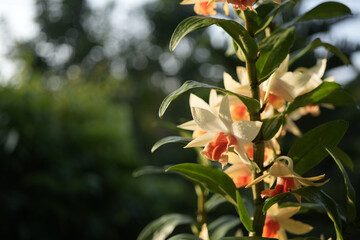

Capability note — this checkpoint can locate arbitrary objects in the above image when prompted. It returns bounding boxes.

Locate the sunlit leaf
[168,234,202,240]
[159,80,260,118]
[261,115,284,141]
[285,82,356,114]
[289,38,349,66]
[151,136,193,152]
[167,163,237,205]
[137,214,193,240]
[326,148,356,223]
[257,27,295,83]
[208,215,240,240]
[297,2,351,22]
[288,120,348,174]
[236,191,253,232]
[263,187,343,240]
[254,0,293,36]
[170,16,258,60]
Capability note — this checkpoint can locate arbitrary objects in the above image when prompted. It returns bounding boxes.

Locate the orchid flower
[263,203,313,239]
[180,0,281,16]
[224,152,252,188]
[246,156,329,200]
[179,93,262,167]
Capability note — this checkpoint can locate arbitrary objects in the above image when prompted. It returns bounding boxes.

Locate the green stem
[195,184,207,233]
[244,11,266,237]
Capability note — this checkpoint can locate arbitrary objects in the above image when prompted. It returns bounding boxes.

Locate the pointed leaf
[325,148,356,223]
[151,136,193,152]
[257,28,295,83]
[236,191,253,232]
[208,215,241,240]
[159,80,260,118]
[170,16,258,60]
[137,214,193,240]
[285,82,356,114]
[254,0,294,36]
[168,234,202,240]
[133,165,171,177]
[297,2,351,22]
[261,115,285,141]
[288,120,348,175]
[289,38,349,66]
[167,163,237,205]
[332,147,354,171]
[263,187,344,240]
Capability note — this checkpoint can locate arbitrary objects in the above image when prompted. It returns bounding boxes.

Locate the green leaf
[159,80,260,118]
[332,147,354,171]
[132,165,170,177]
[288,120,348,175]
[151,136,192,152]
[285,82,356,114]
[236,191,253,232]
[254,1,293,36]
[208,216,240,240]
[289,237,322,240]
[297,2,351,22]
[261,115,284,141]
[169,16,258,60]
[257,28,295,83]
[263,187,344,240]
[168,234,202,240]
[220,237,276,240]
[167,163,237,205]
[137,214,193,240]
[205,194,227,212]
[289,38,350,66]
[325,148,356,223]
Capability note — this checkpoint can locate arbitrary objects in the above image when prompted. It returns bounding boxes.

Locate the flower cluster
[181,0,282,16]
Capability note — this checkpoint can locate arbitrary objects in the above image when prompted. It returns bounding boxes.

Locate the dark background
[0,0,359,239]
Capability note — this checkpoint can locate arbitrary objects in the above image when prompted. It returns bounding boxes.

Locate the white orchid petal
[280,218,313,235]
[232,121,262,144]
[268,161,294,177]
[234,144,252,168]
[227,152,243,164]
[223,1,230,16]
[224,72,242,91]
[191,107,227,133]
[246,172,270,188]
[209,89,219,111]
[275,206,300,220]
[224,163,251,178]
[309,58,327,78]
[285,118,302,137]
[190,93,213,111]
[236,66,249,85]
[178,120,200,131]
[185,132,215,148]
[219,95,233,130]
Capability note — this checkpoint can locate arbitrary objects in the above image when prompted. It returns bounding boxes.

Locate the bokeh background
[0,0,359,239]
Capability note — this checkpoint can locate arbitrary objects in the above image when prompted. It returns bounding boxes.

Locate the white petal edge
[185,132,215,148]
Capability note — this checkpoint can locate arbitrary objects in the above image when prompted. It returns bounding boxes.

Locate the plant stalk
[244,11,266,237]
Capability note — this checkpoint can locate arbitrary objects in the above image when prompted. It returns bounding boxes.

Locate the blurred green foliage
[0,0,359,239]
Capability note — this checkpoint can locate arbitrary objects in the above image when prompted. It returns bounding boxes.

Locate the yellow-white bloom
[246,156,329,200]
[179,93,262,167]
[263,203,313,239]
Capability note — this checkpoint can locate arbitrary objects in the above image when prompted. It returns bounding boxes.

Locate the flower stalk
[244,11,266,237]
